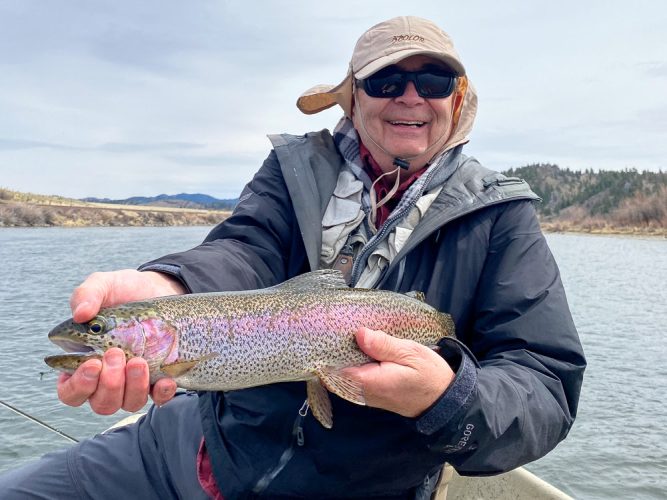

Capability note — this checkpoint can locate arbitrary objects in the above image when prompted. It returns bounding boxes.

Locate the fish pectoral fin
[315,367,366,407]
[306,379,333,429]
[160,352,218,378]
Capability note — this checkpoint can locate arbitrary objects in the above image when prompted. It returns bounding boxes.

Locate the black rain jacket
[141,130,586,499]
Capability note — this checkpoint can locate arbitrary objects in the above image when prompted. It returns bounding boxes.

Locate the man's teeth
[390,121,425,127]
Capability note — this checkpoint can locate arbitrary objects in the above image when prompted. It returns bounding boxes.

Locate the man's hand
[57,269,185,415]
[343,327,455,418]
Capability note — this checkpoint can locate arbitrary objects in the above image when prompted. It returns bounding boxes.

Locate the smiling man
[352,56,460,177]
[1,16,585,500]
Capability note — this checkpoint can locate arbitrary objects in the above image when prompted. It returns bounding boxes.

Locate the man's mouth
[388,120,427,128]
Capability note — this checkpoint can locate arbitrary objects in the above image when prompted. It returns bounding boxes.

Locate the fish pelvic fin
[315,367,366,407]
[160,352,218,378]
[306,379,333,429]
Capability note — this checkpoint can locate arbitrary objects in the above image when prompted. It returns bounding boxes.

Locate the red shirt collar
[359,142,427,227]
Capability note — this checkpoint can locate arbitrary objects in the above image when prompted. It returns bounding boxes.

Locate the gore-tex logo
[391,34,425,43]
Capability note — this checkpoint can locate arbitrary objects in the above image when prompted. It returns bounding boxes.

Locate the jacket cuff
[138,262,183,277]
[415,339,478,435]
[138,262,192,292]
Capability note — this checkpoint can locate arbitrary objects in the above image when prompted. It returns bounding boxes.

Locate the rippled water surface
[0,228,665,499]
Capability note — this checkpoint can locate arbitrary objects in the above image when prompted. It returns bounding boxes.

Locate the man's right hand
[57,269,186,415]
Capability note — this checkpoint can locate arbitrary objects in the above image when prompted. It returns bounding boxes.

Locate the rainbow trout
[45,270,455,428]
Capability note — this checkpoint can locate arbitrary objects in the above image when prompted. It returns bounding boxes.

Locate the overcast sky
[1,0,665,199]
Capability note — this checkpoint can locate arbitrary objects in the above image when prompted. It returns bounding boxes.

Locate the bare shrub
[612,187,667,228]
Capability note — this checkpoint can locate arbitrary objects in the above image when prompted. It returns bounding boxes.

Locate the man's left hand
[342,327,455,418]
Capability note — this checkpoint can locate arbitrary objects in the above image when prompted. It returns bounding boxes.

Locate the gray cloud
[638,62,667,78]
[0,0,665,199]
[0,138,204,153]
[0,139,78,151]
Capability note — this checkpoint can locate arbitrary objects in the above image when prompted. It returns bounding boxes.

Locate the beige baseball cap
[297,16,466,117]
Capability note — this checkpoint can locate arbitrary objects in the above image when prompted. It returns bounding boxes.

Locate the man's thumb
[356,327,407,362]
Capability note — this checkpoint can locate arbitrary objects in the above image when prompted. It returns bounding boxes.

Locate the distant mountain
[82,193,238,210]
[2,168,665,233]
[79,166,667,229]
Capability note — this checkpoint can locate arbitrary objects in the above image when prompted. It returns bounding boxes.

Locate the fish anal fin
[306,379,333,429]
[315,367,366,407]
[160,352,218,378]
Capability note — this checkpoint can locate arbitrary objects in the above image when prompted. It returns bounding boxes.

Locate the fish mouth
[48,319,101,355]
[51,339,98,354]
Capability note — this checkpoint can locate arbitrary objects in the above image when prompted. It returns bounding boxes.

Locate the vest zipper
[350,155,450,286]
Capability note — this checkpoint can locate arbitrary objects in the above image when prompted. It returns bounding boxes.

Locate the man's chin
[391,148,428,161]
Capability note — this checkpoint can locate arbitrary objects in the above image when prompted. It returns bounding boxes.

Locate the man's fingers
[87,349,127,415]
[122,358,150,412]
[56,360,102,407]
[151,378,178,406]
[345,327,455,417]
[355,327,422,364]
[69,270,186,324]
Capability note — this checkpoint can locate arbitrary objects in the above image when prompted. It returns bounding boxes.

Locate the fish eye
[88,318,106,335]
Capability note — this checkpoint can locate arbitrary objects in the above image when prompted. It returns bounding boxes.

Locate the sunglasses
[358,65,457,99]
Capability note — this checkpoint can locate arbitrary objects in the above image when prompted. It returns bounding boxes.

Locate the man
[0,16,585,499]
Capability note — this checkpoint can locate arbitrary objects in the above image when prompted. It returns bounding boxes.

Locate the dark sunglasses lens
[415,72,456,98]
[364,72,405,98]
[363,68,457,98]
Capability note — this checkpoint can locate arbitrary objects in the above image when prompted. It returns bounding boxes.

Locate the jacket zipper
[251,401,308,495]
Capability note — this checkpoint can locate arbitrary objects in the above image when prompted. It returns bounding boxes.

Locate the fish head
[47,302,178,374]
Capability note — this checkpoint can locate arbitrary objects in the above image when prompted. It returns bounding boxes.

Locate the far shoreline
[1,220,664,239]
[1,195,664,238]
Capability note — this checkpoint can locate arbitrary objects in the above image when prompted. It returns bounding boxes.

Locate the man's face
[352,55,455,174]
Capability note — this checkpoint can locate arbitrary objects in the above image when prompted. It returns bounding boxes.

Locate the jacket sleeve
[139,151,303,293]
[416,200,586,475]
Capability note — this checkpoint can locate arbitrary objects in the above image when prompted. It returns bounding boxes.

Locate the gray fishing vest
[268,130,540,287]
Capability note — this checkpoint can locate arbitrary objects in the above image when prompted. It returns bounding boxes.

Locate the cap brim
[354,49,465,79]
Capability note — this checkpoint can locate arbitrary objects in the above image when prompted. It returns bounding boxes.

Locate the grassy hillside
[2,166,666,236]
[503,165,667,235]
[0,188,229,227]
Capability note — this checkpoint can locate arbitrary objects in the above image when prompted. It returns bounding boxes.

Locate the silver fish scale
[148,287,453,391]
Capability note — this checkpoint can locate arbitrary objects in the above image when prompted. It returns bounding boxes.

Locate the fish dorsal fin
[276,270,349,293]
[404,291,426,302]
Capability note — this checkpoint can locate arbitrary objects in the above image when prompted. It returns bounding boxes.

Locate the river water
[0,227,665,499]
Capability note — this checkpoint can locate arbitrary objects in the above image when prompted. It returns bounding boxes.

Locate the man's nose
[396,81,424,105]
